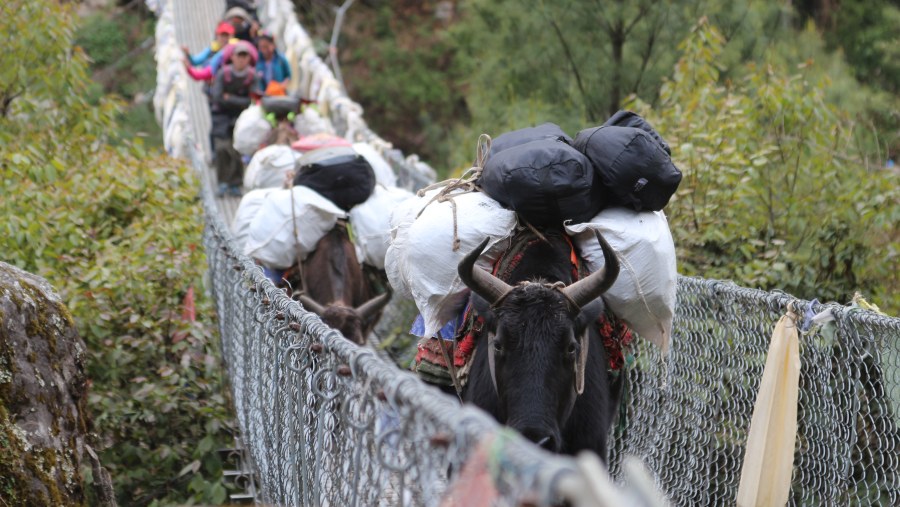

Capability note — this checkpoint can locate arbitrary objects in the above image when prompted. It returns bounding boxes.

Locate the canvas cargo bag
[566,207,677,352]
[574,113,682,212]
[233,104,272,155]
[384,189,517,337]
[479,138,603,226]
[292,146,376,211]
[242,186,346,269]
[487,122,573,159]
[349,185,415,269]
[243,144,298,190]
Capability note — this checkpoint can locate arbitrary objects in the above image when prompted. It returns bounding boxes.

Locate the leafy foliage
[77,9,163,148]
[0,1,233,505]
[340,2,468,169]
[626,20,900,312]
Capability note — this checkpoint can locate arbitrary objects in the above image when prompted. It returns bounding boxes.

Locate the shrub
[627,20,900,313]
[1,1,233,505]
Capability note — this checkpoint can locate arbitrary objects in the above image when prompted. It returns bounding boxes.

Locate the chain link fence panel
[610,280,900,505]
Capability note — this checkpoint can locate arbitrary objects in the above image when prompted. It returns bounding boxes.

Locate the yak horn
[355,291,392,320]
[458,238,512,306]
[562,231,620,310]
[298,294,326,316]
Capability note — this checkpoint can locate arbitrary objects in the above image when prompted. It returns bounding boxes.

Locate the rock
[0,262,111,505]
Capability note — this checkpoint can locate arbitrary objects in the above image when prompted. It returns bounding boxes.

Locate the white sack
[565,208,677,351]
[233,105,272,155]
[243,145,300,190]
[352,142,398,187]
[385,189,440,300]
[350,185,415,269]
[387,190,517,337]
[294,106,334,137]
[243,186,347,269]
[232,188,280,249]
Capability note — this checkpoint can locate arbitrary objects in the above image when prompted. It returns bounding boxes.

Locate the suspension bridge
[149,0,900,505]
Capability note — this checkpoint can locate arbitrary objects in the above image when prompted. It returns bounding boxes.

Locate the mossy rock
[0,262,91,506]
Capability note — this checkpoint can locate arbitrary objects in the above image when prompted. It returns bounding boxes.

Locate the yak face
[459,233,619,453]
[481,284,602,451]
[298,293,391,346]
[295,223,391,346]
[322,304,366,345]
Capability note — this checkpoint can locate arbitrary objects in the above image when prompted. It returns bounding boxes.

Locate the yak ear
[575,297,606,330]
[469,292,496,330]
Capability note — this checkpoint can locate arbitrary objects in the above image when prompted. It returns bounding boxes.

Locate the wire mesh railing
[610,279,900,505]
[150,0,900,505]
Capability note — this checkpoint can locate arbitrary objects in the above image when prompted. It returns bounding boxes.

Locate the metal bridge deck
[172,0,241,225]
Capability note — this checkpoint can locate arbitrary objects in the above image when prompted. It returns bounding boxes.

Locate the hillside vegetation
[1,2,232,505]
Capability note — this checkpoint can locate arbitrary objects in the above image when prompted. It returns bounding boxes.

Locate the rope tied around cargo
[415,134,492,251]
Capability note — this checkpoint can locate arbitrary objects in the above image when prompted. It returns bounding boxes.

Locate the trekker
[224,6,257,42]
[184,38,258,83]
[256,31,291,94]
[226,0,259,21]
[182,21,235,67]
[210,41,257,197]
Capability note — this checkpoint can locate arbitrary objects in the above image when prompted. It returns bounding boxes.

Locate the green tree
[627,19,900,312]
[1,1,233,504]
[338,2,468,170]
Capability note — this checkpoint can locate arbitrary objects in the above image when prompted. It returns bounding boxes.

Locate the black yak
[457,229,621,457]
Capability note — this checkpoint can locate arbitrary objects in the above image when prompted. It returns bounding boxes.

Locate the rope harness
[414,134,492,251]
[414,229,634,389]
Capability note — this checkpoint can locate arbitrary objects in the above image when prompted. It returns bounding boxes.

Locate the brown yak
[289,221,390,345]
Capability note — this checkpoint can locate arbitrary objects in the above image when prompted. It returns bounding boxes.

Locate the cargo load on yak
[233,104,272,156]
[240,185,346,269]
[243,144,299,190]
[292,146,376,211]
[235,144,413,273]
[386,115,679,388]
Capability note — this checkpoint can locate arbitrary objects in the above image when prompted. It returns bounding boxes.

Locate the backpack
[574,111,681,212]
[223,66,255,89]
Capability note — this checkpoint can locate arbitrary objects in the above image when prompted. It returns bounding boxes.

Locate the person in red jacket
[181,21,234,67]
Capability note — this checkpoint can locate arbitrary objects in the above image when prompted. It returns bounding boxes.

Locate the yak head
[298,292,391,345]
[458,232,618,452]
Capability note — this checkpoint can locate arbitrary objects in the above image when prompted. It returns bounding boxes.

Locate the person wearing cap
[256,31,291,94]
[224,6,257,42]
[210,40,258,197]
[226,0,258,20]
[184,36,258,83]
[182,21,235,67]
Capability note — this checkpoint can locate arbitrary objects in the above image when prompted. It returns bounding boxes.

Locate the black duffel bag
[574,112,681,212]
[602,110,671,154]
[487,122,573,160]
[479,138,603,227]
[293,147,376,211]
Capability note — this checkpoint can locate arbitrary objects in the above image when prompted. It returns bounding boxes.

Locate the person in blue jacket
[256,31,291,94]
[182,21,235,67]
